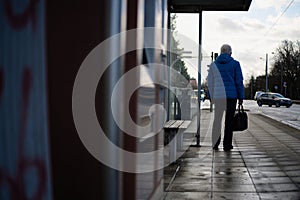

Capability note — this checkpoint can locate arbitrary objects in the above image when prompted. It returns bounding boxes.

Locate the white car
[254,91,264,101]
[193,89,206,102]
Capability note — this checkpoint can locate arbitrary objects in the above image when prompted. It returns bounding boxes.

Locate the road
[201,99,300,130]
[242,100,300,130]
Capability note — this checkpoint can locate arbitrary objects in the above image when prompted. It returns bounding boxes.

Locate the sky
[174,0,300,84]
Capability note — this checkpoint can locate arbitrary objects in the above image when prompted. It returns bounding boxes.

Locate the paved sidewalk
[164,111,300,200]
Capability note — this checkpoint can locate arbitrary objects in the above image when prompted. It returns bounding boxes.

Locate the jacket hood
[216,53,233,64]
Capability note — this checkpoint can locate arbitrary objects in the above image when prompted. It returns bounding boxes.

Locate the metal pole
[167,12,171,121]
[251,77,253,99]
[280,64,283,94]
[210,52,213,112]
[196,11,202,146]
[266,53,268,92]
[102,0,123,198]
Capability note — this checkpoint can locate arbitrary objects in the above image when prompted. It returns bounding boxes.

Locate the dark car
[257,93,293,108]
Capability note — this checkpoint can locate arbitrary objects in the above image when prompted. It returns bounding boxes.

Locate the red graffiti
[0,67,47,200]
[4,0,39,30]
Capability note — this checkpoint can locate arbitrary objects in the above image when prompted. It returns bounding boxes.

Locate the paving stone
[213,177,252,184]
[183,158,212,163]
[243,158,274,163]
[245,161,279,167]
[213,158,245,164]
[252,177,292,184]
[283,165,300,171]
[249,171,287,178]
[213,167,248,173]
[278,161,300,166]
[164,192,211,200]
[182,162,213,168]
[214,162,246,167]
[248,166,281,172]
[173,173,211,180]
[213,183,256,192]
[259,192,300,200]
[164,112,300,199]
[213,171,250,178]
[180,166,212,172]
[167,183,211,192]
[172,176,212,184]
[213,192,260,200]
[286,170,300,177]
[274,157,298,162]
[291,176,300,183]
[242,154,269,158]
[255,183,298,192]
[179,167,212,174]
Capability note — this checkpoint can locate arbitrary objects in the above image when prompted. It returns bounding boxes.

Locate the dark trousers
[212,98,237,148]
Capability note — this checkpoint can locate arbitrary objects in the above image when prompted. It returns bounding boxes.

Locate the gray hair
[220,44,232,55]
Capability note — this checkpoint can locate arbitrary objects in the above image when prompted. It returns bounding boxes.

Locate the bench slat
[169,120,184,128]
[179,120,191,129]
[164,120,176,128]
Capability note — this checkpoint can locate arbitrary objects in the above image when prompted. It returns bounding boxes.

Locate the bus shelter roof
[169,0,252,13]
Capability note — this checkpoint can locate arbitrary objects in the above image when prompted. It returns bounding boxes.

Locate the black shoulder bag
[233,104,248,131]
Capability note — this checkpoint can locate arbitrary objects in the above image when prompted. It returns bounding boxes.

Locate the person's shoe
[213,146,219,150]
[223,145,233,149]
[223,145,233,151]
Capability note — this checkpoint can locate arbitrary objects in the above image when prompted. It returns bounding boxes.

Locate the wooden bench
[164,120,191,163]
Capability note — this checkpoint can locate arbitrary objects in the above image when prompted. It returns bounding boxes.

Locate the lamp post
[260,52,274,92]
[280,64,283,94]
[265,53,268,92]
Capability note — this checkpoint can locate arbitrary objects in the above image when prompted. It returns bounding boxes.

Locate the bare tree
[170,14,190,87]
[269,40,300,99]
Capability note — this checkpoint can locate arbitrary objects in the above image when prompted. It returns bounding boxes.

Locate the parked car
[200,89,206,101]
[254,91,264,100]
[193,89,206,102]
[257,93,293,108]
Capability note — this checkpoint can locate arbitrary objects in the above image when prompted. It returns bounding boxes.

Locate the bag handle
[237,104,244,112]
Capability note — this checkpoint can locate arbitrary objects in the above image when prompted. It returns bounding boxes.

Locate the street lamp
[260,52,274,92]
[265,53,268,92]
[280,64,283,94]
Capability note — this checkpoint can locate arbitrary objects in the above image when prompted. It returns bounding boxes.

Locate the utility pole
[265,53,268,92]
[251,76,254,99]
[195,11,202,147]
[280,64,283,94]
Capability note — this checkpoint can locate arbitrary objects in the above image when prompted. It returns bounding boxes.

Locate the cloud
[243,18,265,31]
[266,15,300,40]
[217,18,245,32]
[175,1,300,82]
[255,0,291,11]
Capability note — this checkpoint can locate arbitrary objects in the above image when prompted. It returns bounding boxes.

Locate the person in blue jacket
[208,44,244,151]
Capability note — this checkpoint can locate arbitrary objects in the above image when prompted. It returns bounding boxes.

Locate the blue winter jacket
[208,53,244,100]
